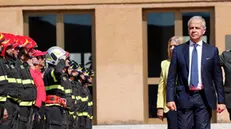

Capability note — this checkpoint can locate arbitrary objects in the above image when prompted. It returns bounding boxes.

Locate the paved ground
[93,123,231,129]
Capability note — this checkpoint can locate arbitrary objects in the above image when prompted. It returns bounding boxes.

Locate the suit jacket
[157,60,170,113]
[166,41,224,110]
[220,50,231,108]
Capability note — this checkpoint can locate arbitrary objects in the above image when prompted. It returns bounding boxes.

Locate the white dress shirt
[188,40,203,90]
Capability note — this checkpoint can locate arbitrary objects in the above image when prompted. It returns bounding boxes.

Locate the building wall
[0,0,231,124]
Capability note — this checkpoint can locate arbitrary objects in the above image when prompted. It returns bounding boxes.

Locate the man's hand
[3,108,8,120]
[167,101,177,111]
[216,104,226,113]
[157,108,164,121]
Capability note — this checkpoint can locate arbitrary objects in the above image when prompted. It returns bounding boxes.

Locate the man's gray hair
[187,16,206,29]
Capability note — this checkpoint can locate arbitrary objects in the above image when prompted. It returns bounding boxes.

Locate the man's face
[25,48,35,58]
[188,19,206,42]
[6,46,14,56]
[37,56,45,67]
[12,48,19,58]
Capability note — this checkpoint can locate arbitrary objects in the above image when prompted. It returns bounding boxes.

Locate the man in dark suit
[166,16,226,129]
[220,50,231,120]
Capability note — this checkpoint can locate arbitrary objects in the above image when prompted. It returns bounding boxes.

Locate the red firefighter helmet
[0,33,15,57]
[0,33,5,43]
[15,35,29,48]
[24,36,38,50]
[6,34,18,49]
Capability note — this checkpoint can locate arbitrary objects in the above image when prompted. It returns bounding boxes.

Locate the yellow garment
[156,60,170,113]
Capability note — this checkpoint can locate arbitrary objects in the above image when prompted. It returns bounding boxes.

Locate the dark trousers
[0,99,19,129]
[167,110,177,129]
[17,106,34,129]
[78,116,93,129]
[177,91,211,129]
[44,106,68,129]
[33,105,45,129]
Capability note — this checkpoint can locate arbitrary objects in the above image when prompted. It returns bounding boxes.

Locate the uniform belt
[45,95,66,107]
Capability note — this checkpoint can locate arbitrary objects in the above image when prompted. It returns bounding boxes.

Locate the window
[24,11,94,68]
[28,15,56,51]
[64,14,92,68]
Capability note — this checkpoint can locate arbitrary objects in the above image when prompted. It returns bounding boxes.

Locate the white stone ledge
[93,123,231,129]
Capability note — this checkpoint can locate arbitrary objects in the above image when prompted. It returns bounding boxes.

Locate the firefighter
[67,60,81,129]
[0,33,11,128]
[13,35,37,129]
[0,33,21,129]
[59,53,76,129]
[29,49,47,129]
[75,66,90,129]
[84,69,94,129]
[82,68,94,129]
[43,46,68,129]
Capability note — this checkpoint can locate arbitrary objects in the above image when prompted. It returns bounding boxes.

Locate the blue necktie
[190,44,199,87]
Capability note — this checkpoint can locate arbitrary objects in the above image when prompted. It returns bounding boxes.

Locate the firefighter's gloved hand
[54,55,66,65]
[61,98,67,108]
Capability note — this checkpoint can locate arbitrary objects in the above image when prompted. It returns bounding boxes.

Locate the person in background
[156,36,184,129]
[29,50,47,129]
[220,49,231,120]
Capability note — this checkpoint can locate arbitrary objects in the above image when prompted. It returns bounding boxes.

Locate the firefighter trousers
[78,116,92,129]
[0,99,19,129]
[16,106,34,129]
[69,115,78,129]
[33,105,45,129]
[44,106,68,129]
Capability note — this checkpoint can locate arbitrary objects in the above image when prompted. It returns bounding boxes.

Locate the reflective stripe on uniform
[45,103,62,107]
[51,69,57,82]
[71,95,75,99]
[76,96,88,102]
[22,79,34,85]
[46,85,64,91]
[76,112,93,119]
[19,101,35,106]
[0,96,6,102]
[16,79,22,83]
[7,95,19,102]
[65,89,72,94]
[88,101,93,106]
[69,111,74,115]
[7,78,17,83]
[0,75,7,81]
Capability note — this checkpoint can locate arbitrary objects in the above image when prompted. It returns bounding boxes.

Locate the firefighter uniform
[69,80,80,129]
[0,33,21,129]
[15,59,36,129]
[9,35,37,129]
[43,46,68,129]
[61,73,74,129]
[74,67,90,129]
[0,33,9,126]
